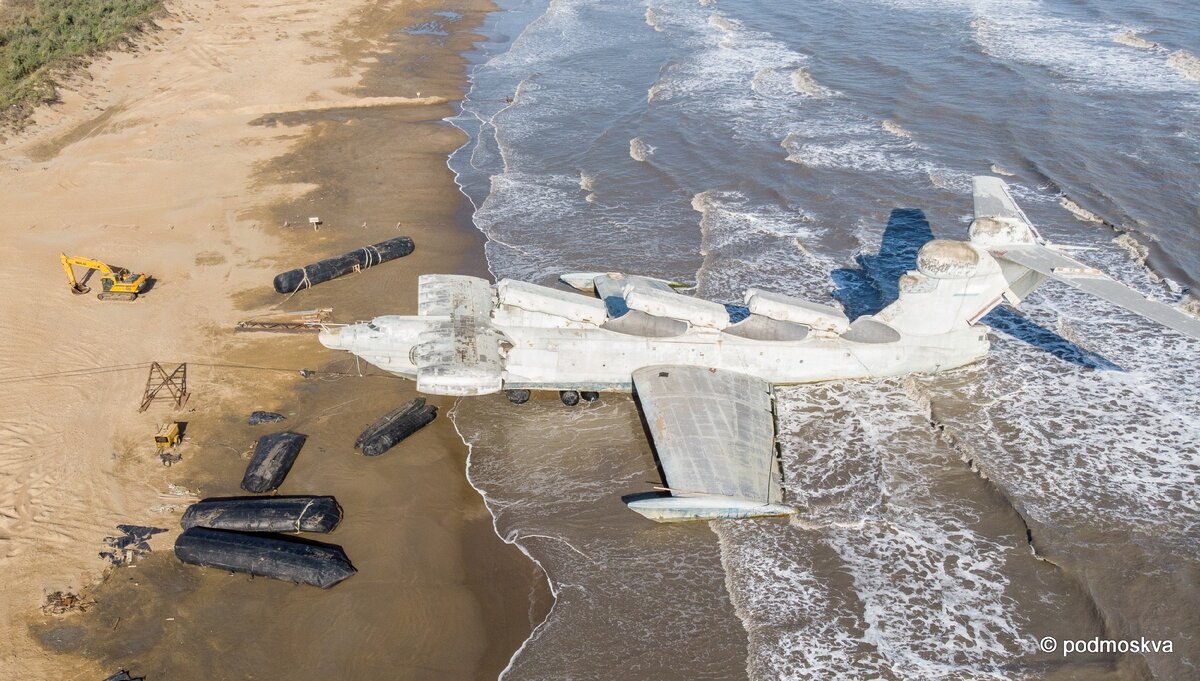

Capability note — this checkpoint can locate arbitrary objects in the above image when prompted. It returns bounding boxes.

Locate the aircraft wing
[991,245,1200,340]
[626,366,794,522]
[417,274,495,317]
[412,315,506,396]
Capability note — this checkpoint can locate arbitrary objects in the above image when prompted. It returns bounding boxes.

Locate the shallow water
[449,0,1200,678]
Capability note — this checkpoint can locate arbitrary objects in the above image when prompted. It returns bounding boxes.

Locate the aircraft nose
[318,326,344,350]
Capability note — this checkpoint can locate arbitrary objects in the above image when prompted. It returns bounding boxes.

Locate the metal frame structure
[139,362,189,412]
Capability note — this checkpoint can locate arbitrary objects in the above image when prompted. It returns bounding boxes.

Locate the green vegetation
[0,0,161,123]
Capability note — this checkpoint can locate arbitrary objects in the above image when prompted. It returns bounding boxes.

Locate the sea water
[448,0,1200,678]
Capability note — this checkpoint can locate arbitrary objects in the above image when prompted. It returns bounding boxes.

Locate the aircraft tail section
[972,177,1040,236]
[969,177,1198,340]
[873,177,1200,341]
[990,244,1200,340]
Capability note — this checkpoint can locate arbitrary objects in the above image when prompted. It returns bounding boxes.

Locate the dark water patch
[33,553,202,662]
[99,525,166,566]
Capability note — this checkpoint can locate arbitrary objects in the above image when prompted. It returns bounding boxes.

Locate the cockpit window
[367,322,380,331]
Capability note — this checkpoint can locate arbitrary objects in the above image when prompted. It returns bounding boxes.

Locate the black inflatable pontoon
[355,398,437,456]
[182,496,342,533]
[241,431,307,493]
[273,236,415,294]
[174,527,355,588]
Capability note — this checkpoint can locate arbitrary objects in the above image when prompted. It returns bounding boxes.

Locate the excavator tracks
[97,292,138,302]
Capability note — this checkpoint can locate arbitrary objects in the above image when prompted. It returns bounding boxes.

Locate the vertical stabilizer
[970,177,1200,341]
[873,177,1049,335]
[972,177,1038,234]
[969,176,1042,246]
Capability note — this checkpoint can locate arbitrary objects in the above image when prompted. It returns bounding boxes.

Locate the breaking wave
[1114,30,1157,50]
[628,137,654,162]
[691,189,824,300]
[1058,196,1105,224]
[791,67,834,98]
[989,164,1015,177]
[1168,50,1200,82]
[644,7,663,32]
[881,119,911,139]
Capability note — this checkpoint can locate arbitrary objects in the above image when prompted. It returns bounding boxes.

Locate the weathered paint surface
[317,177,1200,521]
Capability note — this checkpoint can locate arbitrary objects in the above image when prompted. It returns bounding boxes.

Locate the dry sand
[0,0,542,677]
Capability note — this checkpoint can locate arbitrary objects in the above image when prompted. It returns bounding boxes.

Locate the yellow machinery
[60,253,148,301]
[154,422,182,449]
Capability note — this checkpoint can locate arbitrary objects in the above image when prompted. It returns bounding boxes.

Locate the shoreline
[0,0,543,677]
[455,404,558,678]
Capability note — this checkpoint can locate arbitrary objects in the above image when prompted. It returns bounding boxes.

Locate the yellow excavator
[60,253,148,301]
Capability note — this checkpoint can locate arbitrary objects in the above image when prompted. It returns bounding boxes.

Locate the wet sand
[1,0,545,677]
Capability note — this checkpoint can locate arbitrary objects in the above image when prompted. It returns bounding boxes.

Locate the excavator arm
[61,253,96,294]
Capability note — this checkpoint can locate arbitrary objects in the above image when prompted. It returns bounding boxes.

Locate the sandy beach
[0,0,544,677]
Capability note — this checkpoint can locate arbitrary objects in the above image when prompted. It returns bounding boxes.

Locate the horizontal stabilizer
[630,366,791,522]
[991,245,1200,340]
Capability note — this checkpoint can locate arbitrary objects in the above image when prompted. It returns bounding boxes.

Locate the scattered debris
[248,410,287,425]
[272,236,414,294]
[42,590,94,615]
[103,670,144,681]
[241,431,307,493]
[150,483,198,512]
[235,308,333,334]
[159,449,182,467]
[182,496,342,533]
[100,525,166,566]
[163,482,198,499]
[355,398,437,457]
[174,527,356,588]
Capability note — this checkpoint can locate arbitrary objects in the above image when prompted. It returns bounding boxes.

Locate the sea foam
[629,137,654,162]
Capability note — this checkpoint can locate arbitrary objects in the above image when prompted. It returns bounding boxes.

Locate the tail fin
[872,177,1200,341]
[974,177,1200,341]
[969,176,1042,247]
[871,177,1045,336]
